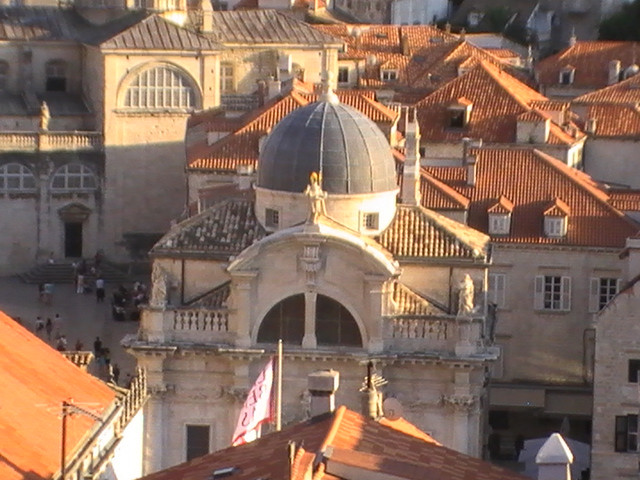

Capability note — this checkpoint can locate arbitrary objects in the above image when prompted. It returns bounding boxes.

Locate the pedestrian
[53,313,62,333]
[96,276,105,303]
[56,335,67,352]
[514,434,525,461]
[93,336,103,357]
[45,318,53,341]
[47,251,55,264]
[75,338,84,351]
[112,363,121,385]
[76,273,85,294]
[103,348,111,368]
[35,316,44,333]
[38,283,45,303]
[43,282,54,305]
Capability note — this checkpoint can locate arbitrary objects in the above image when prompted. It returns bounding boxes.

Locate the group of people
[34,313,76,352]
[112,282,148,321]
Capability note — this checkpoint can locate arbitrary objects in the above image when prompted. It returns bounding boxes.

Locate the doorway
[64,222,83,258]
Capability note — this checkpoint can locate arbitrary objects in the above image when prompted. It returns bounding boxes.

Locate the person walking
[45,318,53,341]
[93,336,103,357]
[56,335,67,352]
[43,283,54,305]
[96,276,105,303]
[35,316,44,334]
[75,338,84,351]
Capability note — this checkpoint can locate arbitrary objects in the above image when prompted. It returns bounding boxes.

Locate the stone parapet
[0,131,103,152]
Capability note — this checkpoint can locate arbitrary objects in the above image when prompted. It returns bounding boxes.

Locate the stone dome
[257,97,397,195]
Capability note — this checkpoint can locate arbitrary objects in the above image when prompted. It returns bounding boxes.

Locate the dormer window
[543,198,569,238]
[448,97,472,128]
[487,196,513,235]
[559,66,575,85]
[381,68,398,82]
[265,208,280,229]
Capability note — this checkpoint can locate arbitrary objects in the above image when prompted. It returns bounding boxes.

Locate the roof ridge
[319,405,347,453]
[420,169,470,208]
[478,59,547,111]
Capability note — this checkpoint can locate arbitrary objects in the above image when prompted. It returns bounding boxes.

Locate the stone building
[0,5,340,273]
[124,92,498,474]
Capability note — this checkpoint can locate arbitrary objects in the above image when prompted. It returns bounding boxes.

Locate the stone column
[231,271,257,348]
[302,290,317,348]
[365,275,386,353]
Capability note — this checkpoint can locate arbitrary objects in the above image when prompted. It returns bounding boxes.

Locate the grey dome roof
[257,99,397,194]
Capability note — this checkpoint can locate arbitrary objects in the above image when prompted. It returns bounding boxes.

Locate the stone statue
[457,274,474,316]
[303,172,327,224]
[150,264,168,308]
[39,101,50,131]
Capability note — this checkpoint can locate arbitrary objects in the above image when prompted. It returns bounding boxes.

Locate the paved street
[0,276,142,383]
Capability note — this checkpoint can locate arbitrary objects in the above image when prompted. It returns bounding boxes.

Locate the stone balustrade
[141,308,233,344]
[173,308,229,333]
[0,131,103,152]
[386,315,484,353]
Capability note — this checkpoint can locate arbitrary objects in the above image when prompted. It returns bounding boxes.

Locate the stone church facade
[125,94,498,474]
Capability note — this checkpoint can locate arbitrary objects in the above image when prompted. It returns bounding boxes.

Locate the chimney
[360,361,383,420]
[608,59,621,85]
[585,117,597,134]
[536,433,573,480]
[201,0,213,32]
[267,76,282,100]
[308,370,339,417]
[401,107,422,206]
[462,137,480,186]
[466,155,476,186]
[568,27,577,46]
[400,33,410,56]
[444,22,451,34]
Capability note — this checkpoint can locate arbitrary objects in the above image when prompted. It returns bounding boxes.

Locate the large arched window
[124,65,196,110]
[257,294,362,347]
[0,61,8,91]
[46,60,67,92]
[0,163,36,192]
[51,164,97,191]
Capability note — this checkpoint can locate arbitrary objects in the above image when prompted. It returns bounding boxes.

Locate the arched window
[258,294,305,345]
[0,163,36,192]
[124,65,196,109]
[0,61,8,91]
[46,60,67,92]
[257,294,362,347]
[316,294,361,347]
[51,164,97,191]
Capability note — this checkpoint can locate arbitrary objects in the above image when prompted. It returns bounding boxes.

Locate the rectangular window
[449,109,465,128]
[544,216,566,237]
[589,277,621,312]
[628,359,640,383]
[186,424,210,461]
[265,208,279,229]
[337,66,349,84]
[220,63,234,93]
[488,273,506,308]
[534,275,571,311]
[363,212,379,230]
[488,214,510,235]
[559,69,574,85]
[615,415,638,452]
[381,69,398,81]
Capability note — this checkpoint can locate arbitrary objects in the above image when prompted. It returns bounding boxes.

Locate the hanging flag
[231,358,275,446]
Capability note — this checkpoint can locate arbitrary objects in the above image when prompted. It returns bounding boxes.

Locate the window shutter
[589,277,600,313]
[561,276,572,311]
[534,275,544,310]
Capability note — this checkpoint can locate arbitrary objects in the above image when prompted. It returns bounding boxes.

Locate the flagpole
[276,339,283,431]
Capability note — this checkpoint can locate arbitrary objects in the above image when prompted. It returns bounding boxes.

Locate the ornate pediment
[58,202,92,222]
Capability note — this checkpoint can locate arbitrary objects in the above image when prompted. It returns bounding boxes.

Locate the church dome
[257,97,397,195]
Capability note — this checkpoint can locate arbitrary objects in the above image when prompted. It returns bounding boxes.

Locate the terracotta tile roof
[99,14,219,50]
[609,190,640,211]
[579,104,640,137]
[418,171,470,210]
[415,60,562,143]
[487,195,514,213]
[187,89,398,172]
[312,24,520,92]
[536,41,640,89]
[391,282,447,315]
[139,406,525,480]
[423,148,639,247]
[485,47,520,59]
[0,311,116,480]
[201,10,341,45]
[153,198,266,257]
[574,70,640,104]
[544,197,571,216]
[377,204,489,260]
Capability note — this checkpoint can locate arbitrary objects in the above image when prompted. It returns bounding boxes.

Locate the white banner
[231,358,274,446]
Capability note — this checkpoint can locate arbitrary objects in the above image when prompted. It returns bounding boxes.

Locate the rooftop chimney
[609,60,621,85]
[201,0,213,32]
[568,28,577,47]
[401,107,422,206]
[308,370,339,417]
[536,433,574,480]
[585,117,597,135]
[360,361,384,420]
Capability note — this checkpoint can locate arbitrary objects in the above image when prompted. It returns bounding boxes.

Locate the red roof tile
[609,189,640,211]
[487,195,514,213]
[0,311,115,480]
[536,41,640,89]
[139,407,527,480]
[574,69,640,104]
[579,104,640,137]
[422,148,639,247]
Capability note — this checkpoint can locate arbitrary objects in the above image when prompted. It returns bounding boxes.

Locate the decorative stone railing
[0,131,103,152]
[140,307,233,344]
[386,315,484,354]
[63,351,94,371]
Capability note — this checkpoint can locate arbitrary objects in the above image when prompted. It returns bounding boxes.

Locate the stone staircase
[19,260,130,285]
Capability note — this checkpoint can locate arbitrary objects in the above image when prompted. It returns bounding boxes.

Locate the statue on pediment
[457,274,474,316]
[304,172,327,224]
[39,101,50,131]
[150,264,168,308]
